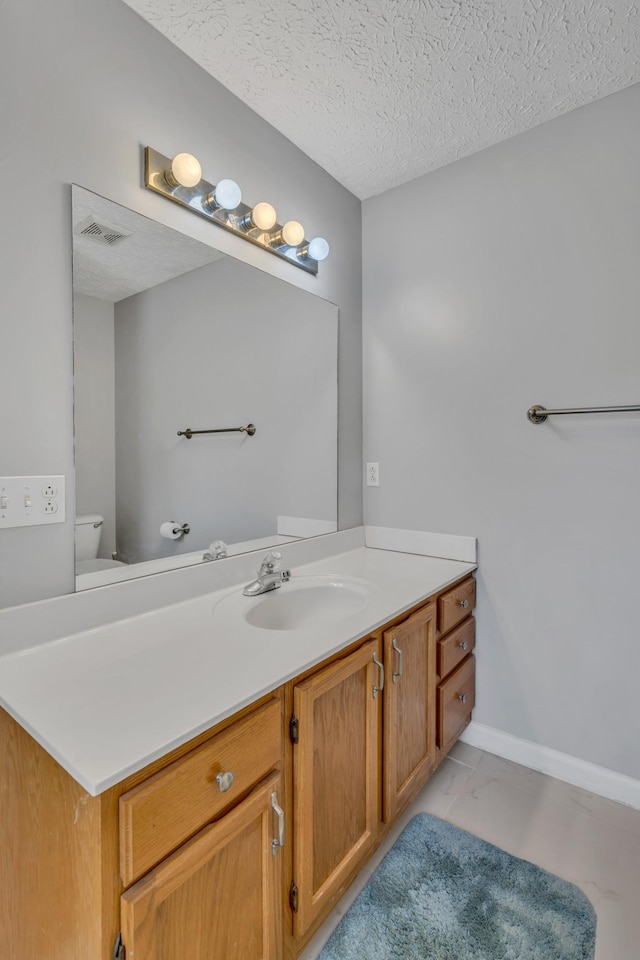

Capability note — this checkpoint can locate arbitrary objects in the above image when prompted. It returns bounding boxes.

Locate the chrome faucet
[243,551,291,596]
[203,539,228,561]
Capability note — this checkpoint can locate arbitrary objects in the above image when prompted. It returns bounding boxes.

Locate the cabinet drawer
[438,576,476,635]
[121,772,283,960]
[119,697,281,887]
[437,616,475,679]
[437,655,475,751]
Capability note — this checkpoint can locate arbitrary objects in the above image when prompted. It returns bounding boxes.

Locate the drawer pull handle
[392,637,404,684]
[271,792,285,855]
[457,599,469,609]
[372,652,385,698]
[216,770,235,793]
[457,693,468,704]
[458,640,468,651]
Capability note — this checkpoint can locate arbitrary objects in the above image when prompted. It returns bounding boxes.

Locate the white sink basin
[214,575,374,631]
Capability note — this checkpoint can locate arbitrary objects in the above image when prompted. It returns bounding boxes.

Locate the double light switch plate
[0,476,66,528]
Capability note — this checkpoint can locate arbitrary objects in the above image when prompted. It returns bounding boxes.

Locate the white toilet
[75,514,125,574]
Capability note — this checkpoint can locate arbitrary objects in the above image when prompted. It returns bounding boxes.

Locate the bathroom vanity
[0,546,476,960]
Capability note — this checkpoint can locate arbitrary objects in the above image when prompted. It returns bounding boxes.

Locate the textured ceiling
[73,187,224,302]
[123,0,640,199]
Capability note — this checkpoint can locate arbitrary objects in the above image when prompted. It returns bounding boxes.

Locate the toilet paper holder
[160,521,190,539]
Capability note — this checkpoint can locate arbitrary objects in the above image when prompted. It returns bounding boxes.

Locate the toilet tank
[75,514,104,561]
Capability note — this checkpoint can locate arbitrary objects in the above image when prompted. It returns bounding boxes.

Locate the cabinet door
[383,603,436,822]
[292,638,380,938]
[120,772,284,960]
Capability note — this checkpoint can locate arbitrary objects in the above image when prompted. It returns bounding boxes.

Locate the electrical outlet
[366,462,379,487]
[0,476,65,528]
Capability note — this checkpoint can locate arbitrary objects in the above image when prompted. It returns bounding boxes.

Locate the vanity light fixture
[237,201,278,232]
[164,152,202,189]
[269,220,306,248]
[203,178,242,213]
[144,146,328,275]
[304,237,330,262]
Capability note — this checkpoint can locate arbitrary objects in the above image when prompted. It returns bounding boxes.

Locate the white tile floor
[300,744,640,960]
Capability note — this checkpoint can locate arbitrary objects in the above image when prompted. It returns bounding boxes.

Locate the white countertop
[0,546,475,796]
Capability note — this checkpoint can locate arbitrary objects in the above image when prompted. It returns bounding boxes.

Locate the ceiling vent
[75,215,132,246]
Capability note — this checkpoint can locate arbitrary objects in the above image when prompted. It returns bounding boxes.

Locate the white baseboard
[364,525,477,563]
[460,721,640,810]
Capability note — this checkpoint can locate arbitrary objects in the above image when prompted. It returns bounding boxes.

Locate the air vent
[75,215,132,246]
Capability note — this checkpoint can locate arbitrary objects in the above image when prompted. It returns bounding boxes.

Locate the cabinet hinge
[113,932,125,960]
[290,882,299,913]
[290,715,299,744]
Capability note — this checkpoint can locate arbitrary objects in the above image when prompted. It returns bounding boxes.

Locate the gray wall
[363,83,640,780]
[73,294,117,559]
[0,0,362,609]
[114,256,337,562]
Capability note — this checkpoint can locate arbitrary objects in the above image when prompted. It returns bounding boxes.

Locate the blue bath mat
[318,813,596,960]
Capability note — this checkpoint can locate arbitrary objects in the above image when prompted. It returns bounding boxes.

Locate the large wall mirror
[72,186,338,591]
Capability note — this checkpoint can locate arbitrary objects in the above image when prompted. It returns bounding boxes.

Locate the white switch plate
[0,476,66,528]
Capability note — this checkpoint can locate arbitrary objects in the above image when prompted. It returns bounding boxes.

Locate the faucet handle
[203,540,228,561]
[260,550,282,574]
[269,552,292,583]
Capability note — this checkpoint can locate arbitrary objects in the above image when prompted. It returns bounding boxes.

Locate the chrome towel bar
[527,404,640,424]
[177,423,256,438]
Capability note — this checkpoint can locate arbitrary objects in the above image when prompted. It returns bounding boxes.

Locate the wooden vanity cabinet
[290,637,380,939]
[1,572,475,960]
[118,695,285,960]
[288,584,470,948]
[438,654,476,752]
[437,575,476,636]
[121,772,284,960]
[382,602,436,822]
[119,698,282,886]
[436,576,476,752]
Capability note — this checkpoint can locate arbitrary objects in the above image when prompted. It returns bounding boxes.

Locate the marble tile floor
[299,743,640,960]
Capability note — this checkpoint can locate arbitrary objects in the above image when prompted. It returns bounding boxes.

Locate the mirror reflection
[72,186,338,591]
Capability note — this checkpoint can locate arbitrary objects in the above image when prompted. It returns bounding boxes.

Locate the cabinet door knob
[458,640,468,651]
[391,637,404,684]
[372,652,385,698]
[271,792,285,856]
[457,598,469,609]
[216,770,235,793]
[457,693,467,704]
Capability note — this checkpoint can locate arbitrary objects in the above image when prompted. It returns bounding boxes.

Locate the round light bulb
[251,202,277,231]
[169,153,202,188]
[213,178,242,210]
[281,220,305,246]
[308,237,330,261]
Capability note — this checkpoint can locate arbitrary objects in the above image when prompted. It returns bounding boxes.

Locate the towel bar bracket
[527,404,640,425]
